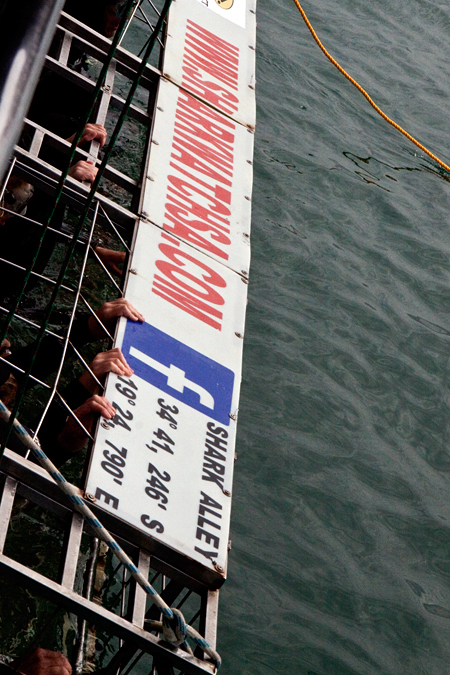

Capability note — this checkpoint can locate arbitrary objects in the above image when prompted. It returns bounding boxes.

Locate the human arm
[67,124,125,273]
[9,300,143,383]
[56,395,116,457]
[32,347,130,464]
[33,391,116,466]
[94,247,126,277]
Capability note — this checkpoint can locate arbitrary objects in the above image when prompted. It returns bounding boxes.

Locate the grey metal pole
[0,0,66,182]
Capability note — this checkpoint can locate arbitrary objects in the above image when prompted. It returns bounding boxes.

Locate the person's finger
[80,124,107,147]
[93,398,116,418]
[107,299,145,322]
[112,348,133,372]
[68,160,97,183]
[97,134,107,147]
[119,303,144,322]
[90,124,107,146]
[127,305,145,322]
[107,347,123,359]
[106,356,133,377]
[81,131,94,143]
[83,396,115,419]
[91,401,115,419]
[123,308,138,320]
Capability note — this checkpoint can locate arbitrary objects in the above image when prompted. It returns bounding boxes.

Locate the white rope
[0,399,221,670]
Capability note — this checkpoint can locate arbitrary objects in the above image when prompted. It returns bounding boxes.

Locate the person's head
[0,177,34,226]
[64,0,128,38]
[103,1,128,37]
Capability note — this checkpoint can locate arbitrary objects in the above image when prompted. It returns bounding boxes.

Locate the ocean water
[218,0,450,673]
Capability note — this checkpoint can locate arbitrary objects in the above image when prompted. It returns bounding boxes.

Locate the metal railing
[0,2,220,673]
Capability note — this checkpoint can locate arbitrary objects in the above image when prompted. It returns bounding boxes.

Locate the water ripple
[220,0,450,672]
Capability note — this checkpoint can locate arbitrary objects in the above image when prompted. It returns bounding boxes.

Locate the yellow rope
[291,0,450,174]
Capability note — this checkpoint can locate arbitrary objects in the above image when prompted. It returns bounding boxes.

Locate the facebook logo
[122,321,235,425]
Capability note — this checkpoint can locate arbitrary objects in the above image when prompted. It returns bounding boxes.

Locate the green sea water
[219,0,450,673]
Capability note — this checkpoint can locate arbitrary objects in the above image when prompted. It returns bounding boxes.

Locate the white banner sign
[163,0,256,128]
[86,0,255,586]
[86,225,248,581]
[142,77,253,277]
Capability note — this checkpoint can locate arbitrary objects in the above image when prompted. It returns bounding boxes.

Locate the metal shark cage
[0,0,256,671]
[0,0,218,674]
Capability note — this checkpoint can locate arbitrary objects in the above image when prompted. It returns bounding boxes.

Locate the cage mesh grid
[0,0,166,456]
[0,1,219,673]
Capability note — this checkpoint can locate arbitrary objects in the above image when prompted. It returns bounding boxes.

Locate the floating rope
[291,0,450,174]
[0,400,221,671]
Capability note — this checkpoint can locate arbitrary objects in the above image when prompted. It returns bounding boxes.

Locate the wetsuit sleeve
[30,378,92,467]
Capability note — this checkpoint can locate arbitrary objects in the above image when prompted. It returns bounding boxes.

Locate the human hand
[94,246,126,276]
[57,395,116,455]
[68,160,97,183]
[14,648,72,675]
[79,348,133,393]
[67,124,107,149]
[88,298,145,340]
[79,123,107,148]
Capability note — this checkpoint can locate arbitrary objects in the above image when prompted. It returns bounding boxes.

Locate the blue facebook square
[122,321,234,426]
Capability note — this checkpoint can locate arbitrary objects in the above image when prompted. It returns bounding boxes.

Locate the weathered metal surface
[0,554,216,675]
[131,549,152,627]
[141,76,254,276]
[59,512,84,589]
[162,0,256,128]
[0,476,17,553]
[203,590,219,649]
